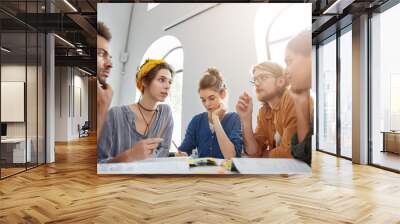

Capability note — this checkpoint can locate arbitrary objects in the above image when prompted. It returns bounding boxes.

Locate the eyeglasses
[249,74,276,85]
[97,48,112,60]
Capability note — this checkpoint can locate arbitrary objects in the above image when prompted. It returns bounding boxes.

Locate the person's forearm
[107,152,129,163]
[106,148,140,163]
[268,145,292,158]
[213,118,236,159]
[294,95,310,143]
[241,119,261,156]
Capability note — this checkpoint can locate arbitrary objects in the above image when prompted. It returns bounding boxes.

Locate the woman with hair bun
[178,68,243,159]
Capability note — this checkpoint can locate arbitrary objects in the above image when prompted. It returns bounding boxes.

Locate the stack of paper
[232,158,311,174]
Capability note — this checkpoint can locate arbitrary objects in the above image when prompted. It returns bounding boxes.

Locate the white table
[97,157,311,175]
[1,138,31,163]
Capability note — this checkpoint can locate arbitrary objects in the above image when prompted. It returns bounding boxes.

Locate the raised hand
[97,81,113,111]
[97,81,113,138]
[236,92,253,121]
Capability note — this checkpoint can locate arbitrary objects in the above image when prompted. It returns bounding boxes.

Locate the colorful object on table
[188,157,217,167]
[221,159,233,170]
[188,158,233,174]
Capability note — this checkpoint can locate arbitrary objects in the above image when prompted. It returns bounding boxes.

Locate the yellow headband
[136,59,166,93]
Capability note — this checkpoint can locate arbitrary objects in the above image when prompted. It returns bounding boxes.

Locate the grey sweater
[97,104,174,163]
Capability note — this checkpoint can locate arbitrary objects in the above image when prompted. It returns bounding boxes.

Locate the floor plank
[373,151,400,171]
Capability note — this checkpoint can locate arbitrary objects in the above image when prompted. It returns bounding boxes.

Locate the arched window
[138,36,183,151]
[255,4,311,66]
[147,3,160,11]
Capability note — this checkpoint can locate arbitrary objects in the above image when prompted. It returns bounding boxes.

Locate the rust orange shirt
[253,89,297,158]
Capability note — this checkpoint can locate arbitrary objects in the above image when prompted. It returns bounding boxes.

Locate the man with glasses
[236,61,297,158]
[97,22,113,138]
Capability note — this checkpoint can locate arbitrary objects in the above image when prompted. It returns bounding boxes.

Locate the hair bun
[206,67,222,80]
[199,67,227,92]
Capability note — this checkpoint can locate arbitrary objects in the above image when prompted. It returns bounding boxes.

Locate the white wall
[98,3,133,107]
[55,67,68,141]
[99,3,262,139]
[1,64,46,163]
[72,74,89,137]
[54,67,89,141]
[1,65,26,140]
[1,65,38,138]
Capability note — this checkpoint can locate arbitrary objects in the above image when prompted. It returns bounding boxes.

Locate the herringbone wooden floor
[1,135,400,223]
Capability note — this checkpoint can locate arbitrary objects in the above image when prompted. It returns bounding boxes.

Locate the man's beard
[258,89,283,104]
[257,92,274,103]
[97,70,107,85]
[98,76,106,85]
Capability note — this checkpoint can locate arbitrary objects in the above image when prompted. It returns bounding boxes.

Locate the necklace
[138,100,157,112]
[137,102,157,137]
